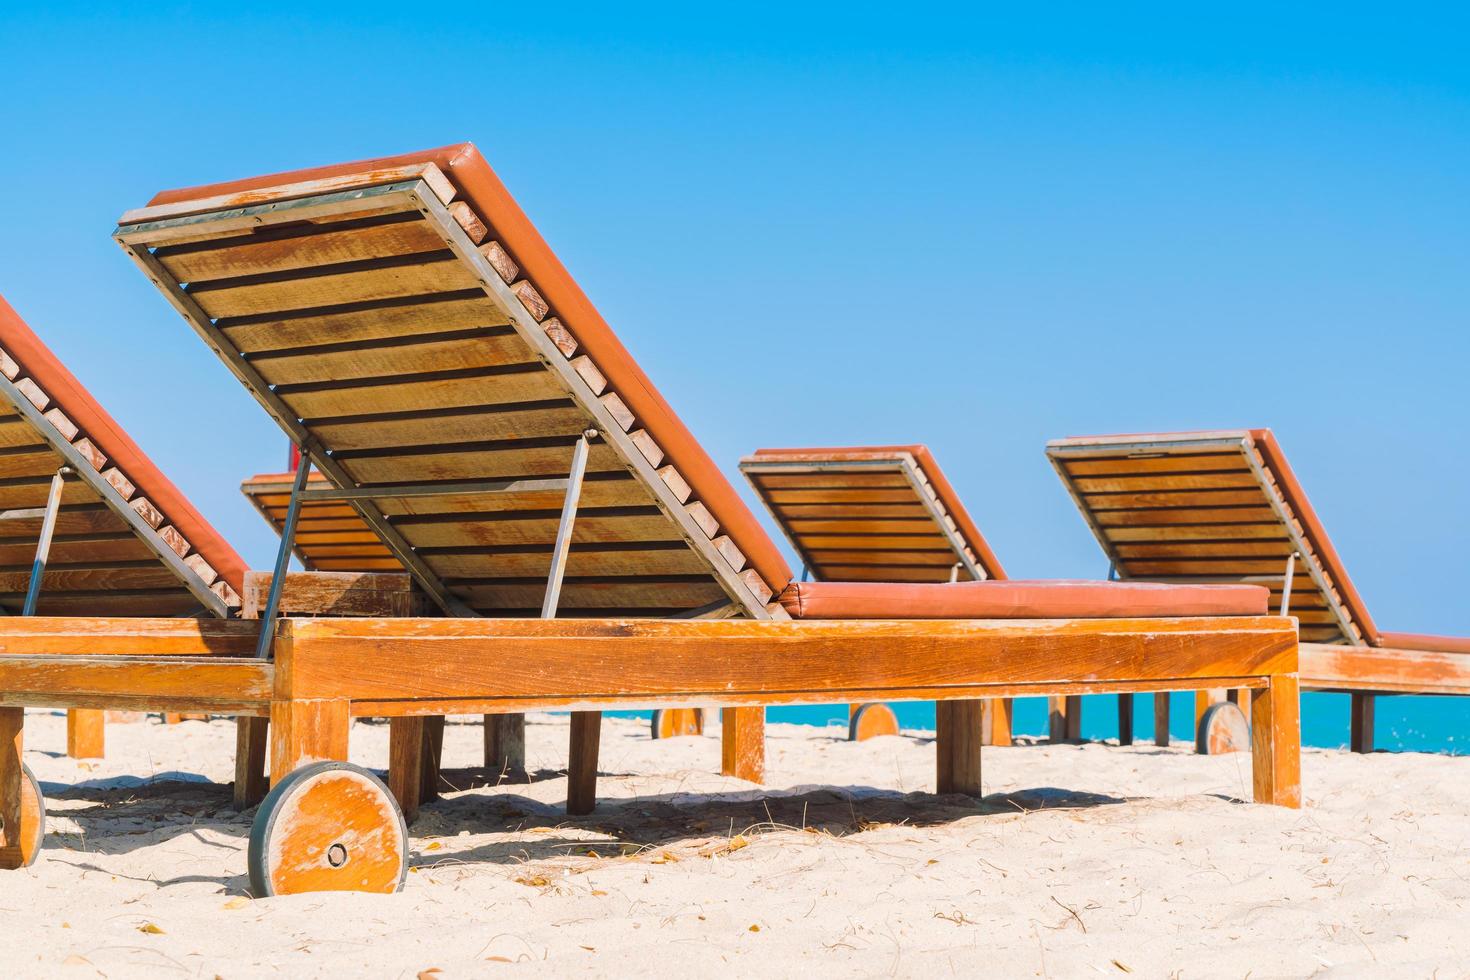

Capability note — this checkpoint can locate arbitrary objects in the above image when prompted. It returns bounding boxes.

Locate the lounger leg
[566,711,601,815]
[1048,696,1082,743]
[1153,693,1170,746]
[269,699,350,786]
[1117,694,1134,746]
[420,716,445,803]
[988,698,1013,747]
[936,700,983,796]
[1249,675,1301,808]
[233,716,270,809]
[721,706,765,783]
[66,709,104,759]
[0,706,37,869]
[1350,694,1375,754]
[388,717,425,824]
[484,713,525,775]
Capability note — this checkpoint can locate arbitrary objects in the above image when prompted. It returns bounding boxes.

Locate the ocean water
[608,692,1470,753]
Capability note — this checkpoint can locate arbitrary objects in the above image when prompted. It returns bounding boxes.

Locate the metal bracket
[21,466,73,616]
[254,461,313,659]
[1280,551,1298,617]
[541,431,595,619]
[298,477,570,504]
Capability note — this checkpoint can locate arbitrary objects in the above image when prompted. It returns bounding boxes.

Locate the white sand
[5,709,1468,977]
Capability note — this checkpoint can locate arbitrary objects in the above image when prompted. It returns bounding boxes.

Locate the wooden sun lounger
[1047,428,1470,752]
[0,294,245,758]
[0,147,1300,893]
[741,445,1018,742]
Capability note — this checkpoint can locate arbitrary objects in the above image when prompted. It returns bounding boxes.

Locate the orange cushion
[779,579,1269,620]
[1376,632,1470,655]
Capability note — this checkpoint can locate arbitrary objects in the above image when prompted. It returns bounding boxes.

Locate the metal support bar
[298,477,569,503]
[254,461,313,660]
[1280,551,1298,617]
[22,466,72,616]
[541,432,594,619]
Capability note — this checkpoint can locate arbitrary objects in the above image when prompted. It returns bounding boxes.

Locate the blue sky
[0,3,1465,648]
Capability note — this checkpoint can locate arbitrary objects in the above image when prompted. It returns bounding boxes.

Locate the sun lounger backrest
[0,295,244,615]
[1046,429,1378,645]
[118,145,792,619]
[741,445,1005,583]
[241,471,398,572]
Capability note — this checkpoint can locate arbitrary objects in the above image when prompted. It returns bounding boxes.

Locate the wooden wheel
[248,761,408,897]
[1,764,45,867]
[1196,702,1250,755]
[650,708,704,739]
[848,703,900,741]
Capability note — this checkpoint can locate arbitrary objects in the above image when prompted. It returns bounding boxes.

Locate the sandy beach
[6,709,1467,977]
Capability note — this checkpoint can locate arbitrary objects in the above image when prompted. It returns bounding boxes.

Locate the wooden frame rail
[1,613,1300,876]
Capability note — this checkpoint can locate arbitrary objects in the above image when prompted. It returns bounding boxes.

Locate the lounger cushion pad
[779,579,1269,619]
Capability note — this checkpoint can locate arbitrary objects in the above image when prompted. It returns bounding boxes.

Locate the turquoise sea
[611,692,1470,753]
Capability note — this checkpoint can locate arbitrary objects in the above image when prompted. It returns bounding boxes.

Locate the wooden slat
[252,330,538,386]
[751,472,912,490]
[157,214,447,282]
[281,367,563,418]
[1093,506,1280,527]
[453,580,728,609]
[190,255,480,319]
[307,404,587,451]
[220,294,511,354]
[783,518,937,535]
[1083,490,1269,510]
[397,512,679,548]
[274,615,1298,708]
[339,441,626,485]
[772,503,932,520]
[761,489,925,505]
[1061,453,1250,476]
[425,545,708,579]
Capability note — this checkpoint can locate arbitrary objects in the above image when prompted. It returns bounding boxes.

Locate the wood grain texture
[721,706,764,783]
[419,715,445,804]
[269,699,350,784]
[274,616,1297,708]
[255,764,406,896]
[387,716,425,823]
[936,700,983,796]
[121,162,456,225]
[235,715,271,808]
[66,709,105,759]
[1250,674,1302,808]
[847,702,900,740]
[1301,642,1470,696]
[1153,692,1170,746]
[483,713,525,773]
[1047,695,1083,743]
[566,711,601,815]
[983,697,1013,747]
[0,706,33,868]
[0,656,271,711]
[241,571,417,619]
